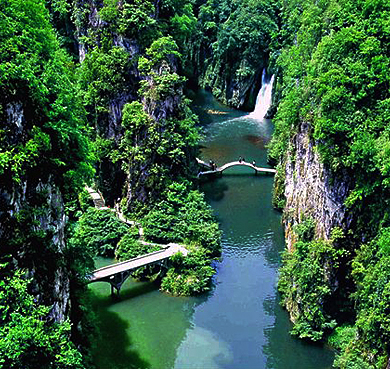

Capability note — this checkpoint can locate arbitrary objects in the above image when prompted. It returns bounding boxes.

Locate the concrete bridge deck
[90,243,188,282]
[89,243,188,295]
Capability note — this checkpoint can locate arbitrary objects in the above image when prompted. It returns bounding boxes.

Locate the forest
[1,0,390,368]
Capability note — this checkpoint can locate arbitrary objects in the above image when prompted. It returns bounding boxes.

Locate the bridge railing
[196,158,276,177]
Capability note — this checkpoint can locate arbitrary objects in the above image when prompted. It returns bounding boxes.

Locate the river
[89,75,334,369]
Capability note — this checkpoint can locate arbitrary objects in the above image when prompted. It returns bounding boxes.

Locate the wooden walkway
[89,243,188,295]
[196,158,276,177]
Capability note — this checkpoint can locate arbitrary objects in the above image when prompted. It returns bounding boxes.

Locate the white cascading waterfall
[248,69,275,120]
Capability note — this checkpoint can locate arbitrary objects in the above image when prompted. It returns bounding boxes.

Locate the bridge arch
[196,158,276,177]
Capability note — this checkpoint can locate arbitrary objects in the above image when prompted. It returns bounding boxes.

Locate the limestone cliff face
[199,60,266,111]
[0,107,70,323]
[142,58,182,121]
[278,121,354,329]
[283,122,352,250]
[73,0,142,203]
[124,56,197,210]
[74,0,140,140]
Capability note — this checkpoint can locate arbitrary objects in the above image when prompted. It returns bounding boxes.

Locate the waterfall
[249,69,275,120]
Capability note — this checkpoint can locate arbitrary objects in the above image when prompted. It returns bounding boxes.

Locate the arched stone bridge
[196,158,276,177]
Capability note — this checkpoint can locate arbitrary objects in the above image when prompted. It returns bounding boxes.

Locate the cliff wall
[283,122,352,250]
[0,107,71,323]
[275,120,357,340]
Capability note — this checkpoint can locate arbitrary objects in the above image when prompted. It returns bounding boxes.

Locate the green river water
[90,87,335,369]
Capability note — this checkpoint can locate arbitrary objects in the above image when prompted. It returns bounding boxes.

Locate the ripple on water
[203,116,273,143]
[222,231,275,258]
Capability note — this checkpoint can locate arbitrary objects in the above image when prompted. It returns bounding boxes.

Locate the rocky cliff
[73,1,199,211]
[187,0,278,111]
[283,122,352,250]
[275,120,357,339]
[198,61,266,111]
[73,0,143,204]
[0,109,70,323]
[74,0,140,139]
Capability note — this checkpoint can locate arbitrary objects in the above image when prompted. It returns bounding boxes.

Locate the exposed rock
[278,121,354,332]
[227,68,264,111]
[6,102,25,140]
[283,121,352,250]
[75,1,140,139]
[201,66,264,111]
[0,102,71,323]
[0,177,71,322]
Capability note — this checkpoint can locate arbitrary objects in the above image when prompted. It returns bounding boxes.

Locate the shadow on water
[243,134,270,149]
[200,178,229,202]
[262,294,334,369]
[115,280,158,301]
[91,290,151,369]
[90,265,208,369]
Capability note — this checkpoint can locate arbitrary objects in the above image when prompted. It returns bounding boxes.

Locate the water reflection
[263,294,334,369]
[90,268,205,369]
[91,288,151,369]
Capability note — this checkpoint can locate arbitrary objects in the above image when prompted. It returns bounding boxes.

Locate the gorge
[89,83,334,369]
[2,0,390,368]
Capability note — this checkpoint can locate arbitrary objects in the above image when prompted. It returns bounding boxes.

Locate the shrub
[278,238,340,341]
[0,268,84,369]
[115,228,159,260]
[142,182,222,254]
[160,245,216,295]
[70,207,129,257]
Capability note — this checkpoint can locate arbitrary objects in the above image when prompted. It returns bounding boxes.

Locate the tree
[0,267,84,369]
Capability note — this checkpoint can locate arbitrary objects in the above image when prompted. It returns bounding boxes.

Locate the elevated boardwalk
[196,158,276,177]
[89,243,188,295]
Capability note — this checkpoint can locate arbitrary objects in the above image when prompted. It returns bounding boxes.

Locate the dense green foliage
[114,227,146,260]
[71,182,221,296]
[9,0,390,366]
[0,267,83,368]
[271,0,390,366]
[324,229,390,369]
[348,228,390,367]
[141,181,221,295]
[270,0,390,227]
[161,247,216,295]
[278,224,342,340]
[188,0,279,108]
[112,181,221,295]
[142,182,221,254]
[78,46,135,133]
[0,0,92,197]
[71,207,130,257]
[0,0,94,365]
[71,0,221,298]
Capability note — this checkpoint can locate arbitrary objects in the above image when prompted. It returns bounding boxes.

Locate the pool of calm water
[89,88,334,369]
